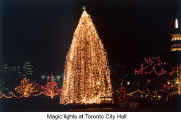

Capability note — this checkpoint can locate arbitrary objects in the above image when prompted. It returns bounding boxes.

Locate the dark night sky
[0,0,179,73]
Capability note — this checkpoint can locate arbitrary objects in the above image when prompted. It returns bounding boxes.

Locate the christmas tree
[60,7,112,104]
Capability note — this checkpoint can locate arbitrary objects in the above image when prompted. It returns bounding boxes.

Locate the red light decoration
[41,73,61,99]
[134,56,177,78]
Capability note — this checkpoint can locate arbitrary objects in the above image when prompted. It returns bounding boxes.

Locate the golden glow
[127,81,130,86]
[60,9,112,104]
[158,95,161,100]
[171,48,181,52]
[15,77,38,98]
[176,79,181,94]
[176,66,181,94]
[171,34,181,41]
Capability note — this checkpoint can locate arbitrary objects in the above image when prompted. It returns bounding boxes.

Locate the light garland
[0,75,61,99]
[171,48,181,52]
[60,9,112,104]
[15,77,38,98]
[171,34,181,41]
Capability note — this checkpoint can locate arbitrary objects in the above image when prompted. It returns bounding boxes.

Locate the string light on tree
[60,7,112,104]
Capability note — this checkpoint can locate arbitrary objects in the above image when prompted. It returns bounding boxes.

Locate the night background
[0,0,178,70]
[0,0,181,112]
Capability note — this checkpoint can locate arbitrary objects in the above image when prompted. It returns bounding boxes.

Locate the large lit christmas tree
[60,7,112,104]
